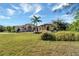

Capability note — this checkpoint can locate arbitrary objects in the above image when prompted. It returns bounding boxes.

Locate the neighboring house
[15,24,34,32]
[15,24,53,32]
[39,24,52,31]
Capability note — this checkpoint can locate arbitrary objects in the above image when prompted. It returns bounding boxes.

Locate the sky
[0,3,79,26]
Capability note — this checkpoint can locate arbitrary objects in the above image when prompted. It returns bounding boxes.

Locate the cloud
[19,3,33,13]
[52,3,70,11]
[11,4,20,10]
[0,15,10,19]
[33,4,42,14]
[60,14,74,23]
[6,8,15,16]
[10,4,22,14]
[19,3,42,14]
[29,4,42,18]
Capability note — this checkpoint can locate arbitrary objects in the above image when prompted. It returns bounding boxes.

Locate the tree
[68,11,79,31]
[6,26,12,32]
[16,28,20,32]
[52,19,68,31]
[0,25,5,32]
[11,26,15,32]
[31,15,42,32]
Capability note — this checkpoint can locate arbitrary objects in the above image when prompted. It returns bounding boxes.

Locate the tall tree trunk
[36,23,38,32]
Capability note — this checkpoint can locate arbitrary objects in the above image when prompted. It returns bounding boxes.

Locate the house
[15,24,34,32]
[38,24,52,31]
[15,24,53,32]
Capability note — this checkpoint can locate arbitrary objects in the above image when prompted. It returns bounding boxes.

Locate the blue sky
[0,3,79,26]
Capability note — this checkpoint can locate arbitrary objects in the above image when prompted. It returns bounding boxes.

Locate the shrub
[41,32,55,41]
[75,33,79,41]
[41,31,79,41]
[55,31,79,41]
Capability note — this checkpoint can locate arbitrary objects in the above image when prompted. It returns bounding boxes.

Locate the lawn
[0,32,79,56]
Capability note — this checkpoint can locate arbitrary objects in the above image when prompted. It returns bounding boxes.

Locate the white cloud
[10,4,22,14]
[19,3,33,13]
[0,15,10,19]
[34,4,42,14]
[29,4,42,18]
[52,3,70,11]
[6,8,15,16]
[11,4,20,10]
[19,3,42,14]
[60,14,74,23]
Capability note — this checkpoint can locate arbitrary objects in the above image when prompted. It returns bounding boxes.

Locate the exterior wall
[39,24,52,31]
[15,24,34,32]
[15,24,53,32]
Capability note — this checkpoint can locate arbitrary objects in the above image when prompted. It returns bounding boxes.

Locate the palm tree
[31,15,42,32]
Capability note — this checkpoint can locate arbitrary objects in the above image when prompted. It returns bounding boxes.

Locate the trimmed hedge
[41,31,79,41]
[55,31,79,41]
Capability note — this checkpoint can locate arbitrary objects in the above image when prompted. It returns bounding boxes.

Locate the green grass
[0,32,79,56]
